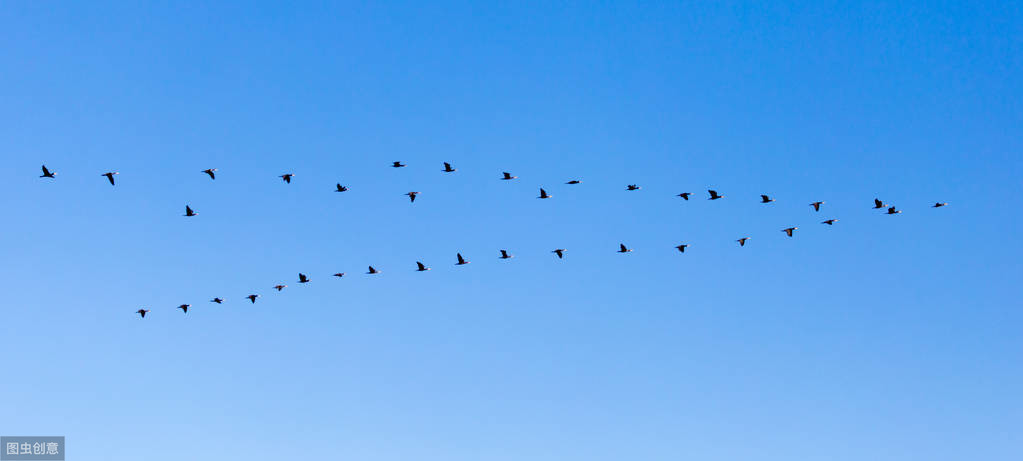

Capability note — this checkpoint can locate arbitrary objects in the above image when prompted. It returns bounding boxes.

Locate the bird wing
[41,165,50,175]
[417,262,426,270]
[106,174,115,185]
[875,199,883,207]
[620,244,627,251]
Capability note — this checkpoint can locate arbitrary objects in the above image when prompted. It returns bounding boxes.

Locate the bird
[246,294,259,303]
[677,192,691,200]
[367,266,379,275]
[273,284,287,291]
[618,243,632,253]
[210,298,223,304]
[708,189,723,200]
[538,188,551,199]
[626,184,641,191]
[933,202,948,208]
[565,180,581,184]
[442,162,456,172]
[333,272,345,278]
[552,249,565,259]
[392,161,406,168]
[501,172,517,180]
[675,244,689,253]
[298,273,309,283]
[887,206,901,215]
[405,191,419,202]
[810,201,824,211]
[177,304,190,313]
[184,205,196,217]
[782,227,798,237]
[760,194,775,203]
[873,198,885,209]
[416,261,430,271]
[202,168,217,180]
[40,165,56,178]
[499,250,513,259]
[456,253,470,265]
[335,183,348,192]
[280,173,294,183]
[136,309,150,318]
[821,219,838,225]
[737,237,750,246]
[102,172,119,185]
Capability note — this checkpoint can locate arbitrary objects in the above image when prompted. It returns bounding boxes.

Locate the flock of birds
[36,162,949,319]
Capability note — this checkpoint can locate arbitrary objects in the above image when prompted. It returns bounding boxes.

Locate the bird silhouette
[442,162,456,172]
[737,237,750,246]
[873,198,885,209]
[933,202,948,208]
[708,189,723,200]
[416,261,431,271]
[821,219,838,225]
[202,168,217,180]
[566,180,581,184]
[40,165,56,178]
[273,284,287,291]
[102,172,119,185]
[246,294,259,303]
[298,273,309,283]
[782,227,797,237]
[184,205,196,217]
[810,201,824,211]
[626,184,641,191]
[177,304,190,313]
[136,309,150,318]
[456,253,470,265]
[501,172,517,180]
[280,173,294,183]
[675,244,689,253]
[392,161,406,168]
[887,206,901,215]
[618,243,632,253]
[367,266,379,275]
[677,192,691,200]
[499,250,513,259]
[333,272,346,278]
[335,183,348,192]
[538,188,551,199]
[760,194,775,203]
[406,191,419,202]
[211,298,223,304]
[552,249,565,259]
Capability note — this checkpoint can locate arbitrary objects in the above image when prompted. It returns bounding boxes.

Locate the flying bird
[184,205,196,217]
[501,172,517,180]
[810,201,824,211]
[821,219,838,225]
[737,237,750,246]
[333,272,345,278]
[392,161,406,168]
[873,198,885,209]
[565,180,581,184]
[416,261,430,271]
[887,206,901,215]
[246,294,259,303]
[677,192,691,200]
[102,172,119,185]
[202,168,217,180]
[136,309,150,318]
[499,250,513,259]
[618,243,632,253]
[675,244,689,253]
[708,189,723,200]
[273,284,287,291]
[298,273,309,283]
[40,165,56,178]
[552,249,565,259]
[455,253,470,265]
[279,173,294,183]
[367,266,379,275]
[211,298,223,304]
[177,304,190,313]
[405,191,419,202]
[538,188,551,199]
[760,194,775,203]
[626,184,641,191]
[782,227,798,237]
[335,183,348,192]
[933,202,948,208]
[442,162,456,172]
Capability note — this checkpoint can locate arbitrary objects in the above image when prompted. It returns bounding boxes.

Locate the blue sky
[1,1,1021,460]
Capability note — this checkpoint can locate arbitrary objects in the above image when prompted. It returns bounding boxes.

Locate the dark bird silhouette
[442,162,456,172]
[782,227,798,237]
[211,298,223,304]
[933,202,948,208]
[675,244,689,253]
[246,294,259,303]
[102,172,119,185]
[821,219,838,225]
[887,206,901,215]
[626,184,641,191]
[40,165,56,178]
[202,168,217,180]
[760,194,775,203]
[873,198,885,209]
[566,180,581,184]
[810,201,824,211]
[367,266,379,275]
[538,188,551,199]
[184,205,196,217]
[333,272,345,278]
[177,304,190,313]
[392,161,406,168]
[416,261,430,271]
[618,243,632,253]
[273,284,287,291]
[136,309,150,318]
[499,250,513,259]
[552,249,565,259]
[677,192,691,200]
[406,191,419,202]
[456,253,470,265]
[335,183,348,192]
[280,173,294,183]
[501,172,517,180]
[298,273,309,283]
[708,189,723,200]
[737,237,750,246]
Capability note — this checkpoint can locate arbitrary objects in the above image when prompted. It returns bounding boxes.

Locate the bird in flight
[782,227,798,237]
[737,237,750,246]
[760,194,775,204]
[280,173,294,183]
[442,162,456,172]
[887,206,901,215]
[40,165,56,178]
[552,249,566,259]
[273,284,287,291]
[202,168,217,180]
[873,198,886,209]
[136,309,150,318]
[102,172,119,185]
[177,304,190,314]
[499,250,513,259]
[538,188,551,199]
[367,266,380,275]
[677,192,691,200]
[565,180,581,184]
[708,189,723,200]
[333,272,345,278]
[675,244,689,253]
[392,161,406,168]
[501,172,517,180]
[211,298,223,304]
[810,201,824,211]
[626,184,641,191]
[298,273,309,283]
[821,219,838,225]
[416,261,431,271]
[455,253,470,265]
[406,191,419,203]
[933,202,948,208]
[246,294,259,303]
[184,205,196,217]
[335,183,348,192]
[618,243,632,253]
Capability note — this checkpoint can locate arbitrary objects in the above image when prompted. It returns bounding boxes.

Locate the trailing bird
[675,244,689,253]
[273,284,287,291]
[184,205,196,217]
[333,272,346,278]
[887,206,901,215]
[552,249,565,259]
[737,237,750,246]
[335,183,348,192]
[873,198,885,209]
[40,165,56,178]
[626,184,641,191]
[821,219,838,225]
[499,250,513,259]
[102,172,119,185]
[618,243,632,253]
[810,201,824,211]
[760,194,775,203]
[677,192,691,200]
[416,261,430,271]
[246,294,259,303]
[298,273,309,283]
[782,227,798,237]
[202,168,217,180]
[566,180,581,184]
[406,191,419,202]
[538,188,551,199]
[501,172,517,180]
[708,189,723,200]
[367,266,379,275]
[933,202,948,208]
[211,298,223,304]
[136,309,150,318]
[280,173,294,183]
[177,304,190,313]
[392,161,406,168]
[442,162,456,172]
[456,253,470,265]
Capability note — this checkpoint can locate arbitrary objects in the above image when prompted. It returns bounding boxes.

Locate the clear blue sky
[1,1,1020,460]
